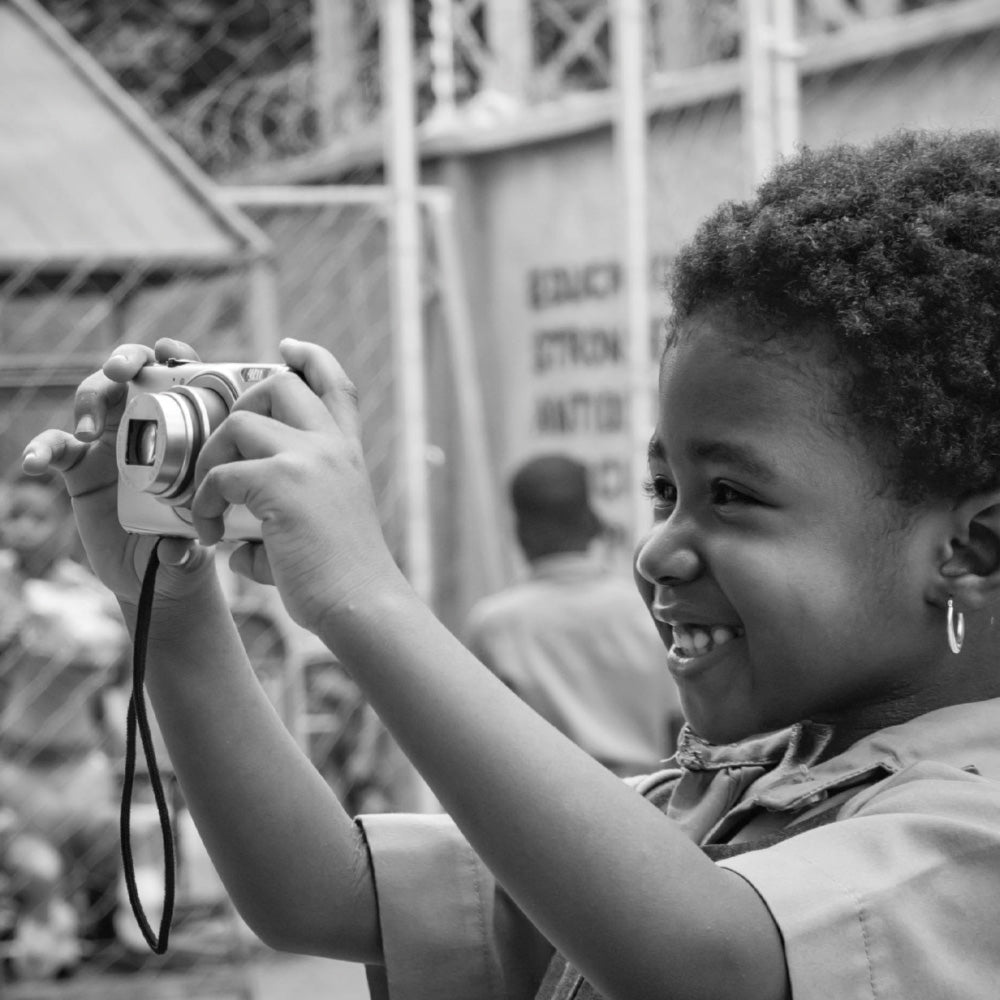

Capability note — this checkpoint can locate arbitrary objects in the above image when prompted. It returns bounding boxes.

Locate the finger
[233,370,334,433]
[78,343,155,444]
[22,430,118,504]
[278,339,360,438]
[229,542,275,587]
[127,538,212,585]
[153,339,201,364]
[21,431,89,477]
[102,343,157,383]
[190,458,272,545]
[93,341,200,438]
[156,537,201,570]
[73,370,131,442]
[193,410,288,491]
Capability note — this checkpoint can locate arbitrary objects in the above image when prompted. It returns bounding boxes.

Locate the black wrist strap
[120,542,176,953]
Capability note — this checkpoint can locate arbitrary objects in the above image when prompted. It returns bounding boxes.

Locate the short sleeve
[717,763,1000,1000]
[356,812,551,1000]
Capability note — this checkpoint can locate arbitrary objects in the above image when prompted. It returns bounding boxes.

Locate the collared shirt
[462,552,682,774]
[358,697,1000,1000]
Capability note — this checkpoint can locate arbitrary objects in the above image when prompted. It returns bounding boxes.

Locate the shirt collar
[763,697,1000,803]
[664,699,1000,839]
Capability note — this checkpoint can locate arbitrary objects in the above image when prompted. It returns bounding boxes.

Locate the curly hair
[667,128,1000,503]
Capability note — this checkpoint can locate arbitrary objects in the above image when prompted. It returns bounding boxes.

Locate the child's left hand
[191,338,408,636]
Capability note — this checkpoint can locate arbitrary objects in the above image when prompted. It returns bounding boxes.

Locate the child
[21,128,1000,999]
[0,473,128,960]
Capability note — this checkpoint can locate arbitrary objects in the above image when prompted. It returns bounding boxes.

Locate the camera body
[116,360,288,540]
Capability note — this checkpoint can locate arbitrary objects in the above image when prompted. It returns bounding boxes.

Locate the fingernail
[75,415,96,438]
[109,353,130,364]
[158,541,195,567]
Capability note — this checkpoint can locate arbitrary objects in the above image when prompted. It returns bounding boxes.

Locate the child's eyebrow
[646,437,777,484]
[646,438,668,465]
[690,440,777,483]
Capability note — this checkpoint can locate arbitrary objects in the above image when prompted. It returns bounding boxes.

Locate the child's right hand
[188,338,408,637]
[21,340,214,615]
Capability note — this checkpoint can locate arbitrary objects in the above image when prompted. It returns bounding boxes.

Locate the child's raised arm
[21,342,380,962]
[190,339,789,1000]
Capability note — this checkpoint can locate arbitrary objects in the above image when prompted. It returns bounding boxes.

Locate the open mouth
[670,623,745,659]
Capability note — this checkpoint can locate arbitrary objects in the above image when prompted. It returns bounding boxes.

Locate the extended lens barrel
[117,382,231,504]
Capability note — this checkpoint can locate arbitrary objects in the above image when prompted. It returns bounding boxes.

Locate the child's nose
[633,517,703,587]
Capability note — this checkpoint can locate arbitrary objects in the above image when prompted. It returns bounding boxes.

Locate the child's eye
[641,476,676,509]
[711,480,753,506]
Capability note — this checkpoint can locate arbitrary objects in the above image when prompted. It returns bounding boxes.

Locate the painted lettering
[533,326,623,372]
[528,261,622,310]
[534,391,626,434]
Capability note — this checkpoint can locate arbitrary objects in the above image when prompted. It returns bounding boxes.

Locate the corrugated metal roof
[0,0,270,277]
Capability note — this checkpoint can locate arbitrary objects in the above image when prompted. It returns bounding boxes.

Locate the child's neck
[817,665,1000,760]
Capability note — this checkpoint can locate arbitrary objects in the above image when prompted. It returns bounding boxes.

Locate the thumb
[156,537,209,571]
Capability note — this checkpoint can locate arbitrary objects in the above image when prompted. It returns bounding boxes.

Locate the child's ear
[935,492,1000,612]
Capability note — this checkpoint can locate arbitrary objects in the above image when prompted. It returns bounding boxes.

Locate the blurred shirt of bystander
[463,455,683,777]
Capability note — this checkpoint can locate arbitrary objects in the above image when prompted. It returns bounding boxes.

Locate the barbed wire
[36,0,964,177]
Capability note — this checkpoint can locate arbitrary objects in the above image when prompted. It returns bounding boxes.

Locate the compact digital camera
[116,360,289,540]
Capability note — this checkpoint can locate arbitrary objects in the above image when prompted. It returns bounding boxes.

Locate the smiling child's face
[634,313,945,746]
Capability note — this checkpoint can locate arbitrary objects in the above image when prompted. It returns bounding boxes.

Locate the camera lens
[126,420,158,467]
[118,383,231,503]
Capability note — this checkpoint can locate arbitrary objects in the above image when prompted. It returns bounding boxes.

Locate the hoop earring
[947,598,965,655]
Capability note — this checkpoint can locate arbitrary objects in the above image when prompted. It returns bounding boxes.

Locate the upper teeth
[671,623,744,658]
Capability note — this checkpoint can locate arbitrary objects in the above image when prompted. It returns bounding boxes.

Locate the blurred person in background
[0,472,128,966]
[463,454,684,776]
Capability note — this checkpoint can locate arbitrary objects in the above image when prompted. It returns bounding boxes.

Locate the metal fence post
[485,0,533,100]
[381,0,433,610]
[312,0,359,142]
[614,0,655,550]
[740,0,802,191]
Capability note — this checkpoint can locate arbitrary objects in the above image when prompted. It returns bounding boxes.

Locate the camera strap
[120,542,176,953]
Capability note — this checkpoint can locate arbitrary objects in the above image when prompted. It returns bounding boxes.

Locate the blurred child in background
[0,473,128,969]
